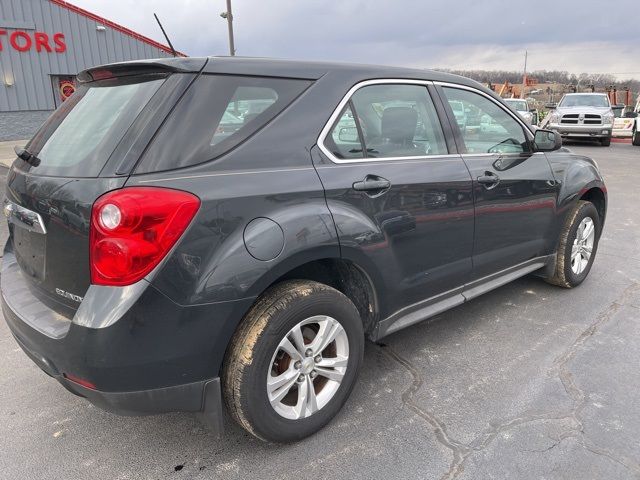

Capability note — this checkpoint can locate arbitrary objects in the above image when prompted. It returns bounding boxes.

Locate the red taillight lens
[90,187,200,286]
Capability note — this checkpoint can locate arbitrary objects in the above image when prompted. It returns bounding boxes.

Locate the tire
[546,200,601,288]
[222,280,364,443]
[633,128,640,146]
[600,137,611,147]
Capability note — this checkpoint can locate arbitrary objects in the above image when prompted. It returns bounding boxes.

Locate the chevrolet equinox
[2,57,607,443]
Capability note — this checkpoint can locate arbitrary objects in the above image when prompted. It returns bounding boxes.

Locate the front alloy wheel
[546,200,601,288]
[570,217,595,275]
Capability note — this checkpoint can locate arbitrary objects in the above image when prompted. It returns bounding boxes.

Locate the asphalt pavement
[0,142,639,479]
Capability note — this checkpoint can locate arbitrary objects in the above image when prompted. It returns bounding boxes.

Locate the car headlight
[603,112,614,124]
[548,112,561,124]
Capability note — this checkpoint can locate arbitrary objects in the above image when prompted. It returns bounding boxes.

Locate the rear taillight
[90,187,200,286]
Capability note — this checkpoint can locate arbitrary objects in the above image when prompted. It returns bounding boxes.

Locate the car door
[313,81,474,318]
[437,84,558,280]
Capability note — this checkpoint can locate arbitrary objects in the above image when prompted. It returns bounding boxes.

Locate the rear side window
[136,75,311,173]
[23,75,166,177]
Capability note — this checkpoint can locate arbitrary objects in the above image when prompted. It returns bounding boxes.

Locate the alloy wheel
[571,216,595,274]
[267,315,349,420]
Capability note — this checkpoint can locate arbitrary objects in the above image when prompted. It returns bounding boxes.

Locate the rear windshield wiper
[14,146,41,167]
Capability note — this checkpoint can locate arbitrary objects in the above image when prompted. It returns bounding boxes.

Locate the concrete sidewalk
[0,140,28,168]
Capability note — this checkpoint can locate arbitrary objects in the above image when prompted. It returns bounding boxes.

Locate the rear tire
[546,201,601,288]
[222,280,364,443]
[600,137,611,147]
[633,128,640,146]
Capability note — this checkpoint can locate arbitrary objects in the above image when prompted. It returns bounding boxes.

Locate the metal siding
[0,0,173,113]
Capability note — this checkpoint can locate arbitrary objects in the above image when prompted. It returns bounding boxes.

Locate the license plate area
[13,226,46,282]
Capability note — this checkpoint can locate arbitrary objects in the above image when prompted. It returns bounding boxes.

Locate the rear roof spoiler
[78,57,208,83]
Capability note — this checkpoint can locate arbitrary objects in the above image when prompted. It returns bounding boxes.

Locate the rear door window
[350,84,448,159]
[23,75,166,177]
[326,104,365,160]
[136,75,312,173]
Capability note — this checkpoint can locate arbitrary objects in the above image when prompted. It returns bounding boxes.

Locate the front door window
[442,87,530,155]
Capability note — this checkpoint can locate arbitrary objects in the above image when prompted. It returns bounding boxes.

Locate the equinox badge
[55,288,83,303]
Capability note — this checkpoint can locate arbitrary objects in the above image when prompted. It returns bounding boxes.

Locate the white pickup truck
[546,93,615,146]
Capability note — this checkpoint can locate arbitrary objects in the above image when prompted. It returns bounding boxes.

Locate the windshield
[559,94,610,108]
[505,99,528,111]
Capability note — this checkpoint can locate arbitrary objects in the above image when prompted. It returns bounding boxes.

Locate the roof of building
[49,0,185,56]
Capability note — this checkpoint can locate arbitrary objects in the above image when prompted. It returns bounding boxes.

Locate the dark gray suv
[2,57,607,443]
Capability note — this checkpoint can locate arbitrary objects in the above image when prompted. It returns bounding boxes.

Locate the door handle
[477,171,500,189]
[352,175,391,194]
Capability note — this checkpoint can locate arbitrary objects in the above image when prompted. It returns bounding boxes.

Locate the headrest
[381,107,418,144]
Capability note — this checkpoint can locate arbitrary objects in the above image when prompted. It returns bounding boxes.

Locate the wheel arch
[579,186,607,230]
[255,256,381,336]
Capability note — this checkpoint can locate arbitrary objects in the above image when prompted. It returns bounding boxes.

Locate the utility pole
[521,50,528,99]
[220,0,236,56]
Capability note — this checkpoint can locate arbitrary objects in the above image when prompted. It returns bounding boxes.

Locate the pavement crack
[378,282,640,478]
[380,345,469,480]
[577,437,640,475]
[552,284,640,417]
[550,282,640,474]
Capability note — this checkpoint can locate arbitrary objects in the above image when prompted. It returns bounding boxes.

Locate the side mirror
[624,111,638,118]
[14,145,28,160]
[545,103,557,110]
[534,129,562,152]
[338,127,359,143]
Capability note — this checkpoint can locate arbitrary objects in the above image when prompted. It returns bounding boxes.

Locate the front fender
[547,150,607,233]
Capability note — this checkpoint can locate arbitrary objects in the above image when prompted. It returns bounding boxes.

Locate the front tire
[222,280,364,443]
[600,136,611,147]
[546,200,601,288]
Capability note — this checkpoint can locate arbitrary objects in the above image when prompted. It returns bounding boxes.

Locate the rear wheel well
[268,259,378,334]
[580,188,606,226]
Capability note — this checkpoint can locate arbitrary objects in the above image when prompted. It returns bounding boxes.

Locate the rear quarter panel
[126,166,338,306]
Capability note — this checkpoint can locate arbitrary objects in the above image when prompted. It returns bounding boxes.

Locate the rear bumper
[8,324,221,420]
[3,294,225,434]
[1,244,255,436]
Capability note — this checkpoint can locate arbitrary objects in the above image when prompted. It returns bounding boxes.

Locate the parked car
[449,100,467,129]
[2,57,607,443]
[629,97,640,146]
[611,104,634,138]
[545,93,615,146]
[503,98,535,125]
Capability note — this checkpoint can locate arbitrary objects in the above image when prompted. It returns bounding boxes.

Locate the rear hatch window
[21,75,166,177]
[135,75,312,173]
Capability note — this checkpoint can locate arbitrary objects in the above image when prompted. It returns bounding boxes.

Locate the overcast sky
[71,0,639,79]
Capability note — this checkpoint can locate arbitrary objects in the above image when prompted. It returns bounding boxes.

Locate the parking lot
[0,141,638,480]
